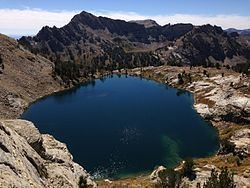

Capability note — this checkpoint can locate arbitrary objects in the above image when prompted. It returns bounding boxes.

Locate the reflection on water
[176,89,190,97]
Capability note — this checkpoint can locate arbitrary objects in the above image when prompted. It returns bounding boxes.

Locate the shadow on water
[176,89,190,97]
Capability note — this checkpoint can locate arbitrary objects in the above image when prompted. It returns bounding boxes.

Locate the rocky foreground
[0,119,96,188]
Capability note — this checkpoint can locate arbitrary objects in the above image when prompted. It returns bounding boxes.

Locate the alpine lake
[22,75,219,179]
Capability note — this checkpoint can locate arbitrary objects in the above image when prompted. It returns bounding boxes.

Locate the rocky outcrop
[230,129,250,155]
[191,74,250,124]
[0,120,96,188]
[182,165,250,188]
[150,166,168,185]
[150,164,218,188]
[150,165,250,188]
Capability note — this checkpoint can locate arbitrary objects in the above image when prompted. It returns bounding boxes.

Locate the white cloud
[92,11,250,30]
[0,8,79,36]
[1,8,250,36]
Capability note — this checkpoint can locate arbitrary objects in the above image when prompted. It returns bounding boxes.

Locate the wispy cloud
[1,8,250,36]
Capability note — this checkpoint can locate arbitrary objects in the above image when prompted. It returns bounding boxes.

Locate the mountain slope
[19,11,193,62]
[0,34,63,118]
[157,25,250,70]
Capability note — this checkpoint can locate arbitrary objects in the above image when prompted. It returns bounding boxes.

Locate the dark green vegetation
[157,168,181,188]
[147,156,238,188]
[218,138,248,164]
[219,140,236,155]
[157,158,196,187]
[53,46,163,84]
[203,168,235,188]
[54,58,81,84]
[78,176,88,188]
[181,158,196,180]
[19,11,250,84]
[156,161,235,188]
[22,75,219,178]
[232,61,250,74]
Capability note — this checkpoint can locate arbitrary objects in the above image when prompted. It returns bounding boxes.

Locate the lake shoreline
[21,73,220,180]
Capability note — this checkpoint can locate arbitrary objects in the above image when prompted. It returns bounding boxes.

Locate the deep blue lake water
[22,75,219,178]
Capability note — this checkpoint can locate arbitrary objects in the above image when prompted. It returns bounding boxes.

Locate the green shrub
[219,139,235,155]
[158,168,181,188]
[182,158,196,180]
[204,168,235,188]
[178,73,184,84]
[78,176,87,188]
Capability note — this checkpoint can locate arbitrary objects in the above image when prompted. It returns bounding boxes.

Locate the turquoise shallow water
[22,75,219,178]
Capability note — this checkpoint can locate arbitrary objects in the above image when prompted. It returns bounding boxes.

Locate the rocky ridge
[157,24,250,70]
[19,11,193,64]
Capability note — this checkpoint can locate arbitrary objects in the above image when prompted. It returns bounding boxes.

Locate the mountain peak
[71,10,97,23]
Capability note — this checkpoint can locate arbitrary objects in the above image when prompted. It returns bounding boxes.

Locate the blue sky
[0,0,250,35]
[1,0,250,16]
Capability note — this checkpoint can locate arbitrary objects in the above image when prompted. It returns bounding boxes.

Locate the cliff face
[0,120,96,188]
